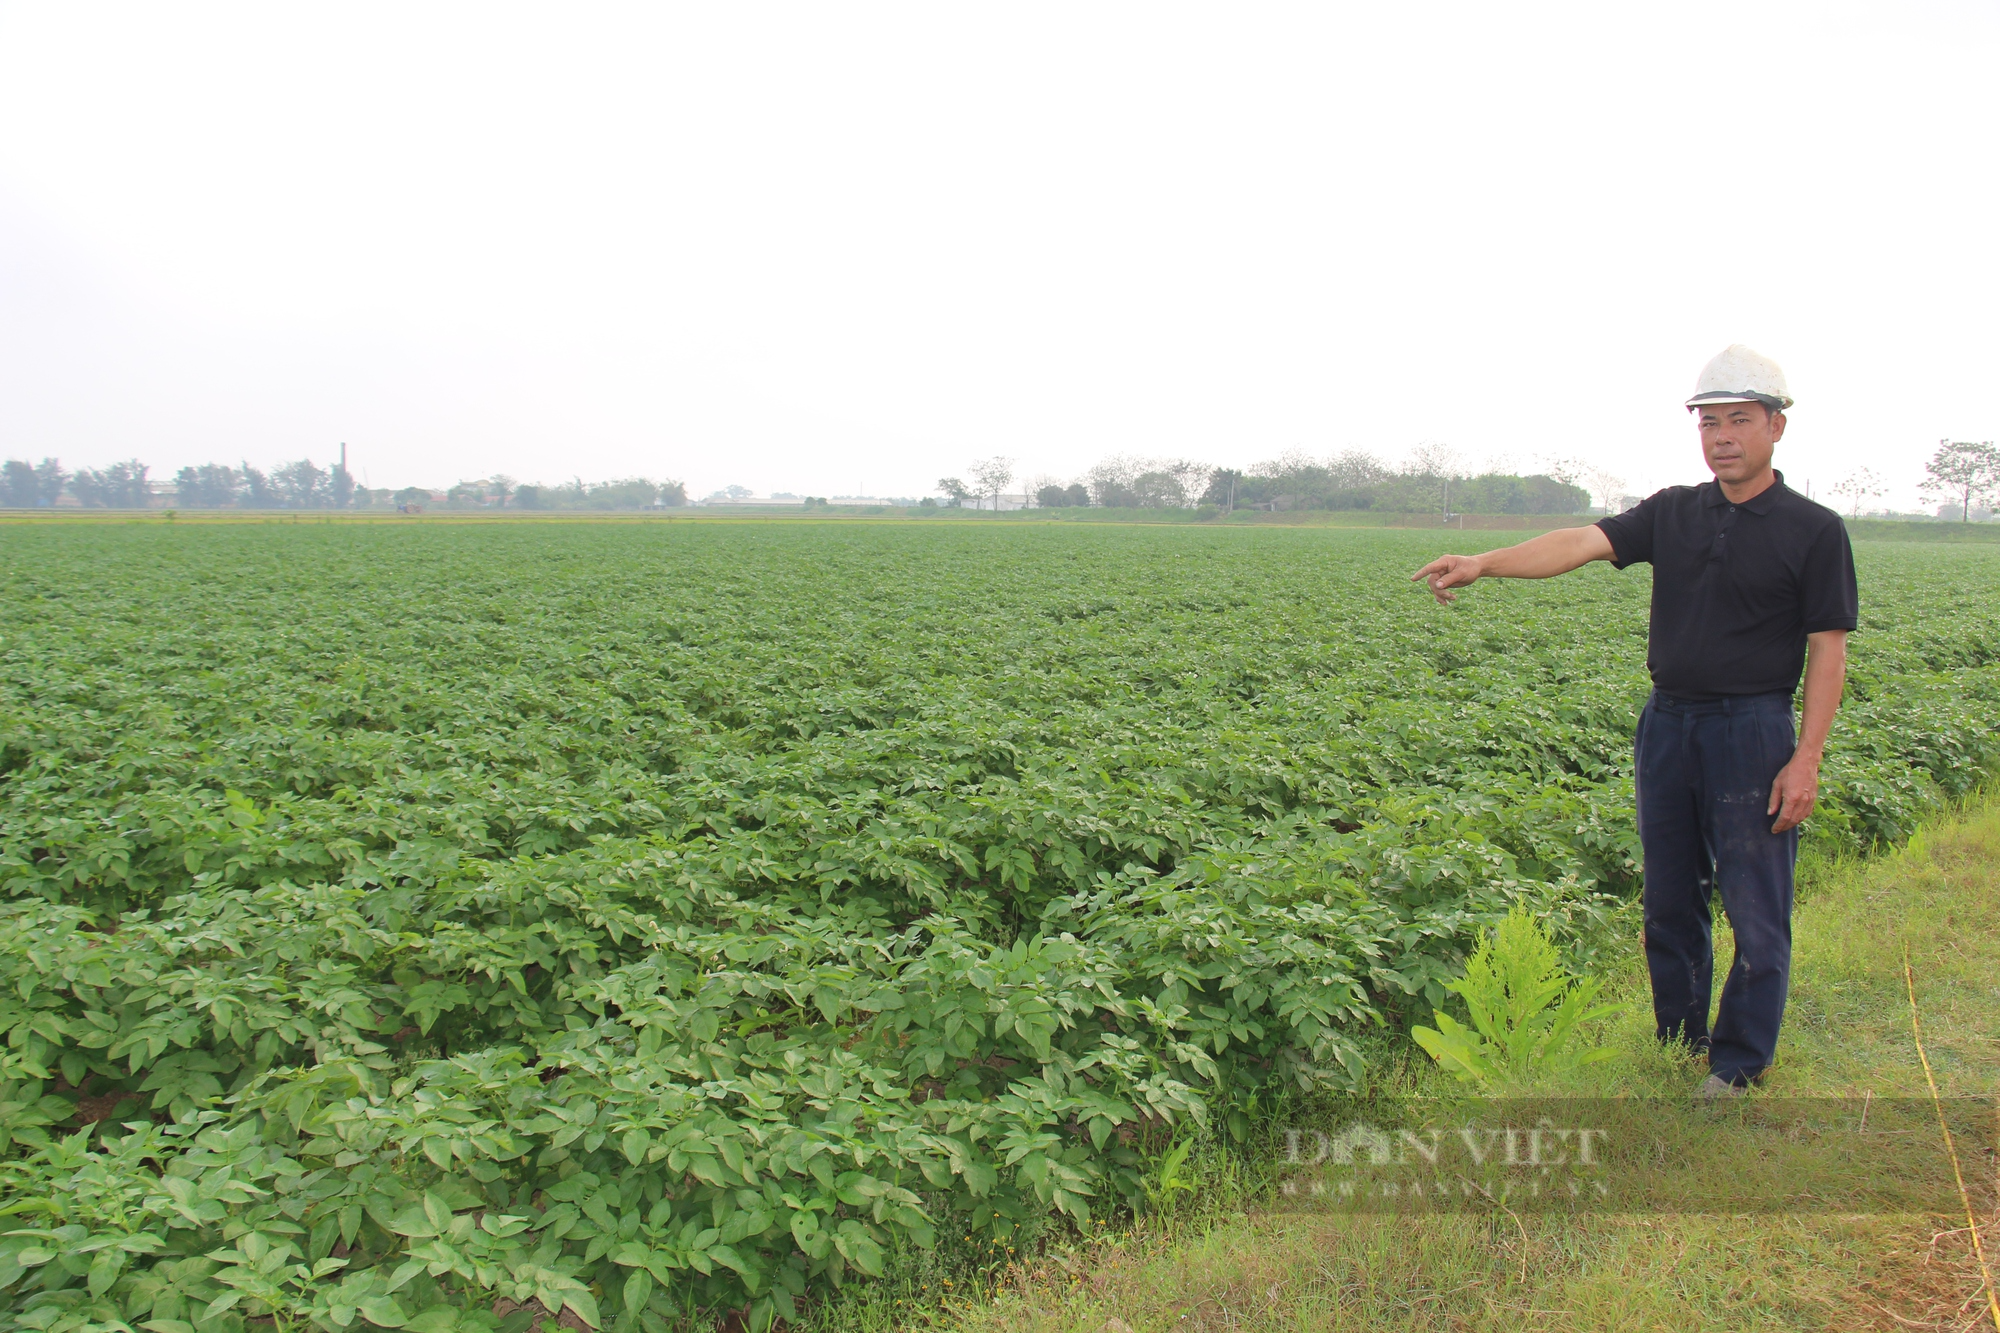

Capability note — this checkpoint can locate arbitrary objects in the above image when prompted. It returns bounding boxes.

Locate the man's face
[1697,401,1786,485]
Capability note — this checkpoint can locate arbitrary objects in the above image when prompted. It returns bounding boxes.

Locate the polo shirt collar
[1700,470,1787,514]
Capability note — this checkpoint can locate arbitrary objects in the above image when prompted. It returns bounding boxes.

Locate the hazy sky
[2,2,1994,506]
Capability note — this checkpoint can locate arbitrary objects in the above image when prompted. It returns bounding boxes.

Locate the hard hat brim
[1685,390,1793,412]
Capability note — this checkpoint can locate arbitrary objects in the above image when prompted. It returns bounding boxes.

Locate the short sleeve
[1800,516,1859,633]
[1595,490,1663,569]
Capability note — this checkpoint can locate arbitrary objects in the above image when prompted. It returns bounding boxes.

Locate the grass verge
[820,801,2000,1332]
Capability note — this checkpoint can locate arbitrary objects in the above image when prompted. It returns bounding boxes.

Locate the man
[1410,345,1858,1099]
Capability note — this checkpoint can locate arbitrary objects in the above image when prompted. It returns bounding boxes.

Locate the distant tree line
[511,478,687,510]
[16,442,1984,518]
[0,454,688,511]
[172,460,357,509]
[1209,450,1590,514]
[950,449,1595,515]
[1,459,77,508]
[3,457,165,509]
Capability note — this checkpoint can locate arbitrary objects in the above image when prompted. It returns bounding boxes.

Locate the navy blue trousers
[1634,689,1799,1086]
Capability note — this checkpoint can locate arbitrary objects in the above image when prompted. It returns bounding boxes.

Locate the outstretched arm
[1769,629,1847,833]
[1410,524,1616,605]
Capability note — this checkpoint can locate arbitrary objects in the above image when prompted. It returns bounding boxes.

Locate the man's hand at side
[1770,629,1848,834]
[1766,757,1820,834]
[1411,525,1616,605]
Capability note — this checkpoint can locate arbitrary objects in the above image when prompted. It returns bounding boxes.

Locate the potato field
[1,520,1994,1332]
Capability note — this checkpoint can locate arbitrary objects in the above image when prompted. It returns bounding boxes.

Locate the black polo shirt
[1595,470,1858,700]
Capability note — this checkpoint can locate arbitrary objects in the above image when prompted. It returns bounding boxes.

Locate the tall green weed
[1410,907,1625,1089]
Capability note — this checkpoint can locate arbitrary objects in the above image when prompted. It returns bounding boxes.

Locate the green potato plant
[0,522,1990,1332]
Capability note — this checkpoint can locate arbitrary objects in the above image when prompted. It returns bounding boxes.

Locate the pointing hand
[1411,554,1483,605]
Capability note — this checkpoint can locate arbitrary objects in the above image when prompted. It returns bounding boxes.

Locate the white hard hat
[1685,344,1793,413]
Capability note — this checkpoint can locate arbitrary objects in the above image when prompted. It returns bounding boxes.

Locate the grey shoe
[1693,1073,1746,1100]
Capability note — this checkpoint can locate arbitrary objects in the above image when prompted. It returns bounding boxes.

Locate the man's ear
[1767,409,1788,443]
